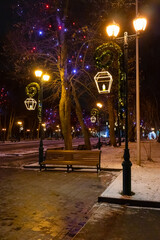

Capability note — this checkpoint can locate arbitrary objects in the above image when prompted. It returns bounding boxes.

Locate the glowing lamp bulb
[46,4,49,8]
[106,23,120,37]
[97,103,103,108]
[35,70,43,77]
[133,17,147,32]
[43,74,50,81]
[58,26,62,30]
[102,84,106,91]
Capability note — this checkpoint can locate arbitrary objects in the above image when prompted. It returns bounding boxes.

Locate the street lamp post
[133,15,147,166]
[35,70,50,164]
[122,32,132,195]
[17,121,23,141]
[96,103,103,150]
[91,103,103,150]
[25,70,50,164]
[106,16,147,196]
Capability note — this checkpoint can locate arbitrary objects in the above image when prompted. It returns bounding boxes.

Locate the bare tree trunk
[59,69,72,149]
[108,97,117,146]
[72,84,91,149]
[7,111,15,140]
[57,0,72,149]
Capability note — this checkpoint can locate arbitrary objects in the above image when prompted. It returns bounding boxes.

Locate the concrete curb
[98,196,160,209]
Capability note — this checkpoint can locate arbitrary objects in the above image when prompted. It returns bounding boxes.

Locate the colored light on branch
[58,26,62,30]
[39,31,43,35]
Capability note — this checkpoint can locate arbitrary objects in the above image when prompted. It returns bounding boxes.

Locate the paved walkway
[73,141,160,239]
[73,203,160,240]
[0,168,118,240]
[1,140,160,239]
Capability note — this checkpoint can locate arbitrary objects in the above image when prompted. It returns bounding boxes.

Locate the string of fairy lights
[15,1,91,75]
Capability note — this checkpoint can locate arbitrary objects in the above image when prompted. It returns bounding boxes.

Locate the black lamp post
[35,70,50,165]
[96,103,103,150]
[122,32,132,195]
[91,104,103,150]
[25,70,50,165]
[106,16,147,195]
[106,24,132,195]
[38,78,44,164]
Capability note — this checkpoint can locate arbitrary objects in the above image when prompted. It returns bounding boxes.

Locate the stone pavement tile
[73,203,160,240]
[0,168,119,240]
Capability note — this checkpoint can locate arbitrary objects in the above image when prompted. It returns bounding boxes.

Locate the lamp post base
[122,148,132,196]
[39,138,44,164]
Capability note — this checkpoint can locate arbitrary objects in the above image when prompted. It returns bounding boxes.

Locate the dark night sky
[0,0,160,108]
[0,0,13,37]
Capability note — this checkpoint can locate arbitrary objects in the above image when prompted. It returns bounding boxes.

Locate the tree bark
[7,111,15,140]
[58,1,72,150]
[59,69,72,149]
[72,84,91,149]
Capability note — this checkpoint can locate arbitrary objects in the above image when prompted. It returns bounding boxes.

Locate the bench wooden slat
[40,149,101,172]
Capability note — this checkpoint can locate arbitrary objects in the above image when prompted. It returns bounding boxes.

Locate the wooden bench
[40,149,101,172]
